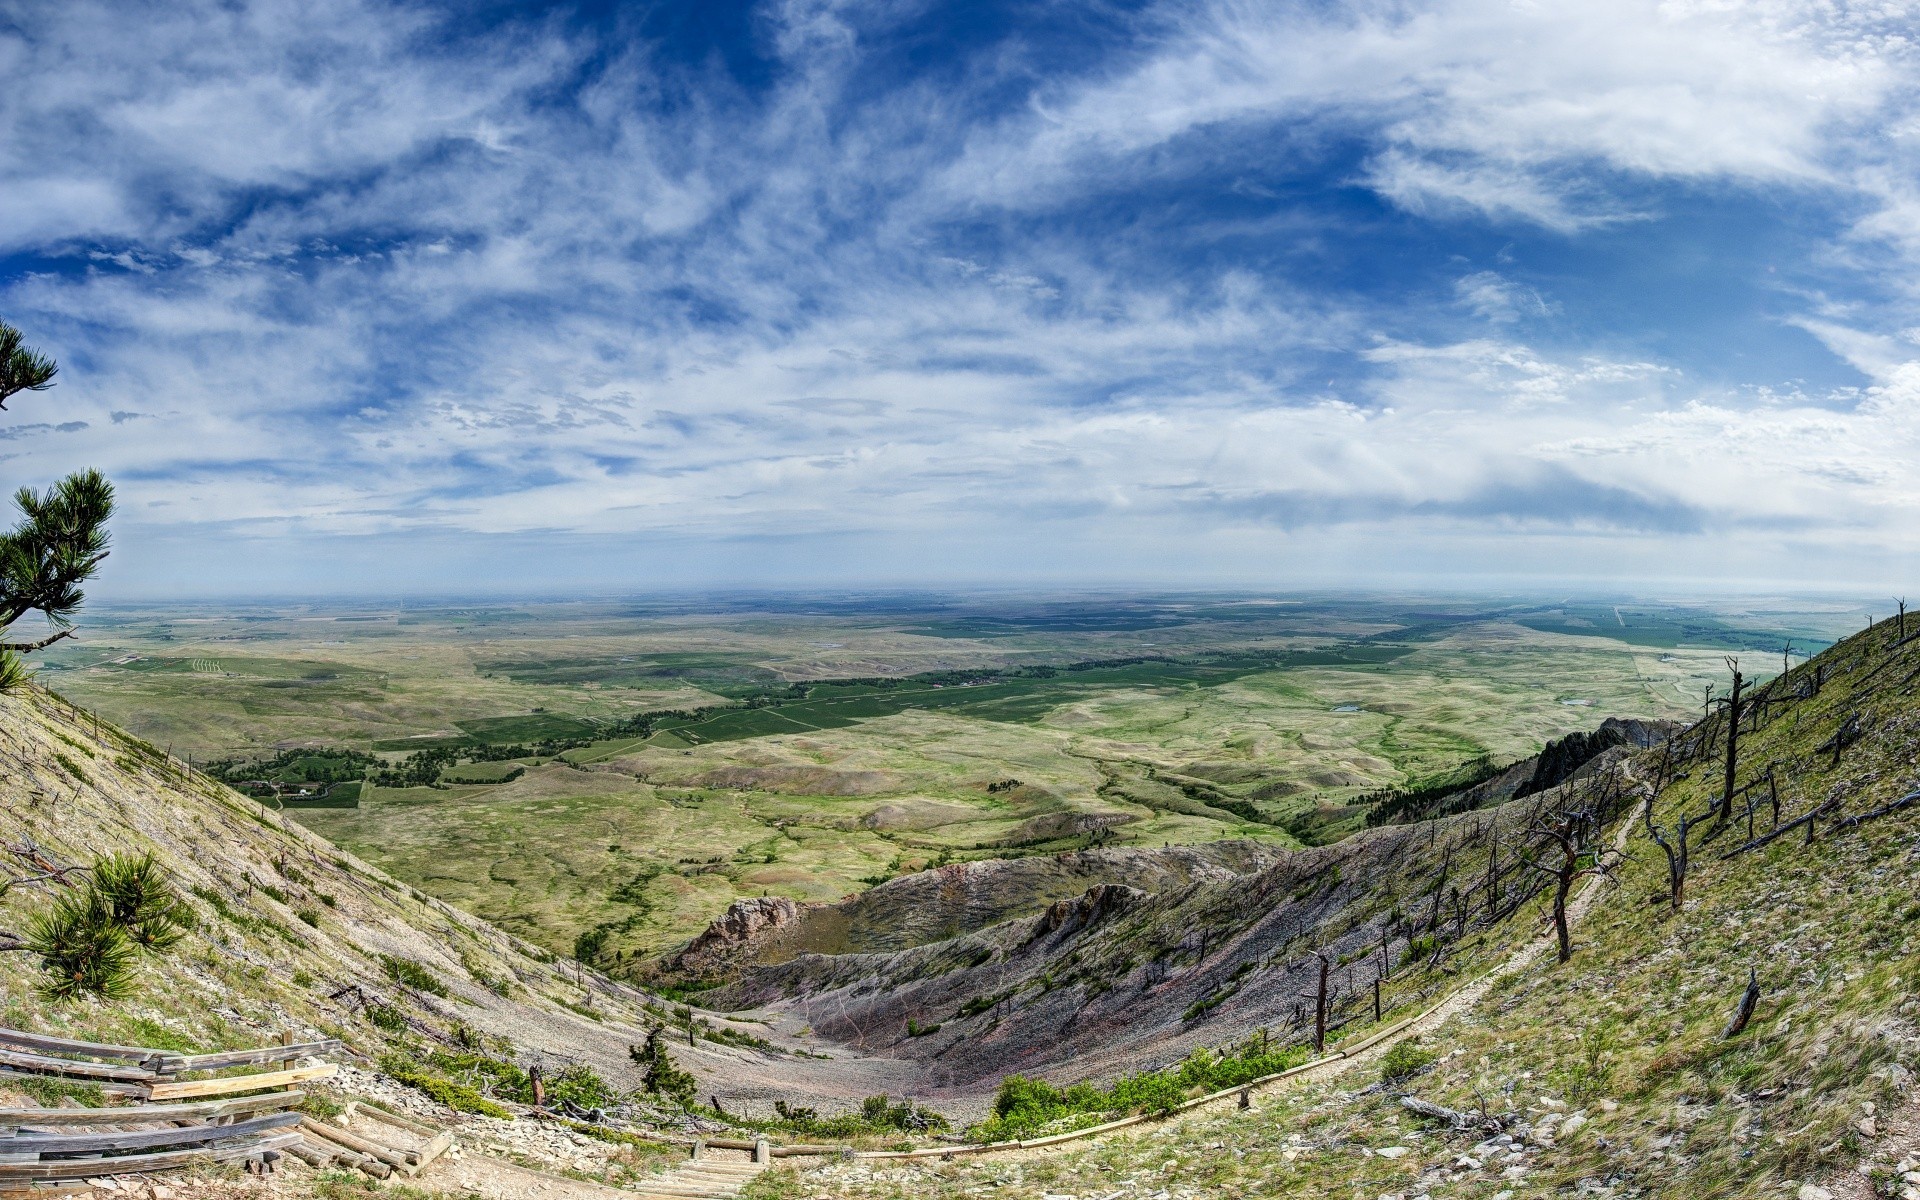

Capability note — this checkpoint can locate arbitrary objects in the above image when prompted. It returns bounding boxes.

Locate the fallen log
[1399,1095,1506,1132]
[1719,799,1839,860]
[1833,788,1920,831]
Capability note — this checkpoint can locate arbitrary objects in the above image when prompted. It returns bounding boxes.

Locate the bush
[379,1053,512,1118]
[297,909,321,927]
[969,1036,1311,1141]
[544,1062,617,1109]
[25,852,192,1002]
[630,1028,696,1107]
[1379,1040,1438,1085]
[27,891,139,1002]
[380,955,449,997]
[365,1004,409,1033]
[90,852,192,952]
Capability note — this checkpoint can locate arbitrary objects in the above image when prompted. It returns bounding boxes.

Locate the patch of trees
[1362,754,1509,827]
[204,747,376,796]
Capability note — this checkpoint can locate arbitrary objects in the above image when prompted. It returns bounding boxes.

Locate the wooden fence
[0,1026,341,1189]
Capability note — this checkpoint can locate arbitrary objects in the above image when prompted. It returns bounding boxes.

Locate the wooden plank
[145,1064,335,1101]
[156,1039,340,1075]
[0,1130,302,1180]
[0,1070,144,1100]
[0,1112,298,1156]
[0,1029,167,1066]
[0,1092,304,1127]
[299,1117,416,1172]
[0,1050,154,1084]
[342,1100,439,1138]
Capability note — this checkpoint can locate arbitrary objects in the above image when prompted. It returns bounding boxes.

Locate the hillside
[0,683,959,1185]
[738,613,1920,1198]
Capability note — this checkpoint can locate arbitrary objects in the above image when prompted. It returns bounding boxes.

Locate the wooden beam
[154,1039,341,1075]
[0,1049,155,1084]
[0,1130,302,1180]
[0,1028,168,1065]
[144,1064,336,1101]
[0,1111,298,1156]
[0,1069,144,1099]
[0,1092,304,1128]
[298,1117,417,1173]
[342,1101,440,1138]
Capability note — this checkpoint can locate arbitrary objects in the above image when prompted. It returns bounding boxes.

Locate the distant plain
[34,592,1862,967]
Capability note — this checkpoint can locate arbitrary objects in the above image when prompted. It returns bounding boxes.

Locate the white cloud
[4,0,1920,592]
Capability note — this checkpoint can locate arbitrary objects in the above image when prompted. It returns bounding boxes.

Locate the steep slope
[0,684,931,1126]
[713,770,1615,1102]
[667,840,1289,978]
[748,615,1920,1199]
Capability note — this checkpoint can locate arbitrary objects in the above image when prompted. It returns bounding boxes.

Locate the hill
[732,612,1920,1198]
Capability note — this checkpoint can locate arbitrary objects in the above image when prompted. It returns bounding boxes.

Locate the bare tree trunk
[1722,969,1761,1038]
[1312,952,1330,1053]
[1719,662,1743,822]
[1551,873,1573,963]
[1425,845,1453,935]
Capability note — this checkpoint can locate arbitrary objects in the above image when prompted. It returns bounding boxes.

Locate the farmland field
[32,592,1865,967]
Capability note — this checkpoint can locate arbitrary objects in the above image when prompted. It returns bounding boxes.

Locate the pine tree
[0,320,114,691]
[630,1027,697,1107]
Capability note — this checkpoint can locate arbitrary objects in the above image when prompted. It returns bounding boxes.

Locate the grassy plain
[32,593,1863,965]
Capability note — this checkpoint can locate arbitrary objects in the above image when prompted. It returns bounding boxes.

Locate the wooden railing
[0,1026,342,1184]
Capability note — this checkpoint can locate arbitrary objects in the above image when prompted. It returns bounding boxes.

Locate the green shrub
[28,891,139,1002]
[969,1036,1310,1141]
[365,1004,409,1033]
[90,852,191,952]
[380,954,449,997]
[297,909,321,927]
[1379,1040,1438,1084]
[379,1053,512,1118]
[630,1028,697,1107]
[25,853,192,1001]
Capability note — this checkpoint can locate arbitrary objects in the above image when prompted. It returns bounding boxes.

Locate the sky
[3,0,1920,596]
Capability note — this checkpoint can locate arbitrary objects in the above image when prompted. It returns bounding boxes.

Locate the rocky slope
[0,684,920,1120]
[668,840,1289,978]
[746,615,1920,1200]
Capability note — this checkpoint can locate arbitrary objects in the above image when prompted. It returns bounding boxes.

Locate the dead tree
[1899,598,1908,642]
[1297,951,1332,1054]
[1718,659,1744,822]
[1482,831,1503,919]
[1722,969,1761,1038]
[1523,808,1618,963]
[1425,843,1454,935]
[1642,798,1704,913]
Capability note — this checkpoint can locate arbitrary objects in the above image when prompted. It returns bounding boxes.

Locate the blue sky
[3,0,1919,595]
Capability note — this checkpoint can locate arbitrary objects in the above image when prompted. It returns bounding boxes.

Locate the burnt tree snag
[1643,799,1704,913]
[1524,808,1617,963]
[1299,950,1331,1054]
[1722,969,1761,1038]
[1719,659,1744,822]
